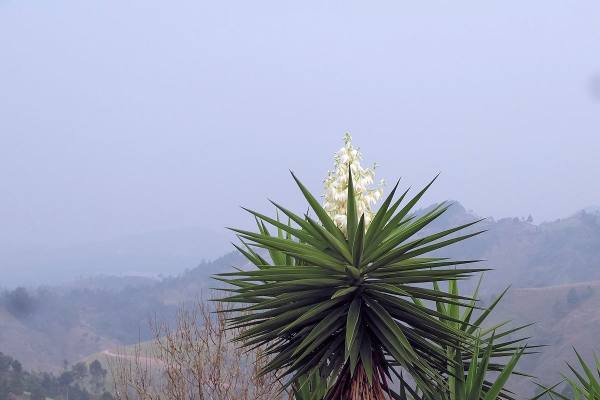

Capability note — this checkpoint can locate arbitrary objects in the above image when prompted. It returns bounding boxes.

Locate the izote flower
[323,133,384,235]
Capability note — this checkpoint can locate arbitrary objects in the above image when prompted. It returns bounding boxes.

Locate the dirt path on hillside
[101,349,164,365]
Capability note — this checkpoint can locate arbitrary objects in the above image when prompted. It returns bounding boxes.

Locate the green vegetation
[0,352,112,400]
[561,350,600,400]
[540,350,600,400]
[396,276,539,400]
[217,166,494,399]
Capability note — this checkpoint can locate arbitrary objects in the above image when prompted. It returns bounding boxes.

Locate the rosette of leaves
[215,170,486,400]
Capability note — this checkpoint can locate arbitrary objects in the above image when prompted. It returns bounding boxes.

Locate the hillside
[0,251,245,372]
[494,280,600,395]
[418,203,600,293]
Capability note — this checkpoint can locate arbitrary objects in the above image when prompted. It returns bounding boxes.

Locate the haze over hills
[0,250,245,371]
[0,226,231,287]
[2,1,599,398]
[3,202,600,290]
[494,280,600,396]
[419,202,600,293]
[1,202,600,396]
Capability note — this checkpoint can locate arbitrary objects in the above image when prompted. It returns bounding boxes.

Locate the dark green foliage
[0,352,108,400]
[89,359,108,394]
[542,349,600,400]
[72,362,89,380]
[398,277,535,400]
[4,287,37,317]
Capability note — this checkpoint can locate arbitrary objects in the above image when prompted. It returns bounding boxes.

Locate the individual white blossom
[323,133,384,235]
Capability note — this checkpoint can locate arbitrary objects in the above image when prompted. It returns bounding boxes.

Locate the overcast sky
[1,0,599,249]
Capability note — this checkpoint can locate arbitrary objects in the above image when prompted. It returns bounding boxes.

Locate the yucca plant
[400,337,525,400]
[564,350,600,400]
[216,135,487,399]
[540,349,600,400]
[403,277,534,400]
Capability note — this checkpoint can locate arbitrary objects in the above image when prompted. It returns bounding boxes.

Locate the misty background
[1,0,600,286]
[2,3,600,397]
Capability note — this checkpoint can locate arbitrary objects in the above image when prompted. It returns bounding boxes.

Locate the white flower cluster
[323,133,384,235]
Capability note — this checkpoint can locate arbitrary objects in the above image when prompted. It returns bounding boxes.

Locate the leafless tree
[108,297,291,400]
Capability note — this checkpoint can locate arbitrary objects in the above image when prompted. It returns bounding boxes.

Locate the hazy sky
[1,0,599,249]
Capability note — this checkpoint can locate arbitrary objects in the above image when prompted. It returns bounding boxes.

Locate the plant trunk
[326,361,389,400]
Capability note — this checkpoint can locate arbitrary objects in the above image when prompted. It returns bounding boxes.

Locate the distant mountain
[416,202,600,293]
[0,226,231,287]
